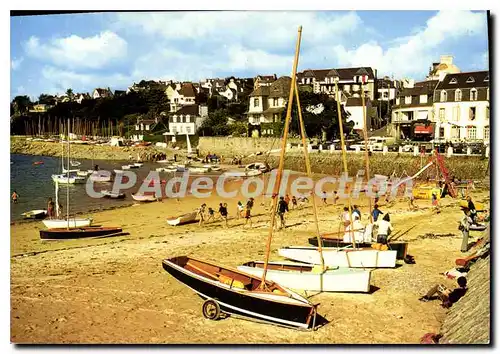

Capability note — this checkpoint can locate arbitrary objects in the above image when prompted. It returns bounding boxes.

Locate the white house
[432,71,489,144]
[390,80,437,140]
[92,88,113,99]
[165,104,208,136]
[377,77,399,101]
[345,97,373,132]
[246,76,291,136]
[297,67,377,101]
[169,83,197,112]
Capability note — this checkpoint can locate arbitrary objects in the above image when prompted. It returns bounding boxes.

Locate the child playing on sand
[219,203,228,228]
[291,196,298,209]
[244,198,254,228]
[198,204,207,226]
[432,193,440,214]
[236,201,244,219]
[321,191,328,205]
[333,191,339,205]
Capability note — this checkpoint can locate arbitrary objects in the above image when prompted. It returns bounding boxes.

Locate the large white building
[433,71,489,144]
[390,70,489,144]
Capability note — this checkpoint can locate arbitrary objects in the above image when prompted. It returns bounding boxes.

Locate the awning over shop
[414,125,434,134]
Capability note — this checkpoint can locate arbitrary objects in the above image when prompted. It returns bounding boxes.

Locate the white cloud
[332,10,487,78]
[114,11,362,50]
[11,57,24,70]
[24,31,127,69]
[39,66,132,95]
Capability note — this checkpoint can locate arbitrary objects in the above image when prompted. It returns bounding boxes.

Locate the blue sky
[10,10,489,100]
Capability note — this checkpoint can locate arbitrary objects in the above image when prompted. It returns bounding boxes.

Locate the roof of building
[268,76,292,98]
[94,88,111,95]
[178,83,197,97]
[435,71,489,90]
[399,80,439,97]
[172,104,199,116]
[440,227,490,344]
[298,67,376,82]
[249,85,271,97]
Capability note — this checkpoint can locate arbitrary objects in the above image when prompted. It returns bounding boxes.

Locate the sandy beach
[10,176,490,344]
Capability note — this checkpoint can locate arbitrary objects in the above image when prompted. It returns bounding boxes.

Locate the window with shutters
[405,96,411,104]
[273,98,278,106]
[453,106,460,122]
[484,126,489,140]
[439,108,445,121]
[455,89,462,102]
[468,127,477,140]
[253,98,259,107]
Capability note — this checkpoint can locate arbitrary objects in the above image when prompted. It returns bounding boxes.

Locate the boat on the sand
[308,237,409,260]
[162,256,319,330]
[40,226,123,240]
[21,209,47,220]
[167,211,197,226]
[42,218,93,229]
[278,246,397,268]
[131,194,157,202]
[237,261,371,293]
[100,190,126,199]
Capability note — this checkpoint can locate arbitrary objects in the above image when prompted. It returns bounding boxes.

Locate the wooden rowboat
[167,211,197,226]
[162,256,319,330]
[40,226,123,240]
[237,261,371,293]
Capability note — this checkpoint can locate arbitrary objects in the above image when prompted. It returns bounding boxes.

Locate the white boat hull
[278,246,397,268]
[131,194,157,202]
[52,174,86,184]
[77,170,91,177]
[42,218,93,228]
[237,262,371,292]
[89,173,112,182]
[167,212,197,226]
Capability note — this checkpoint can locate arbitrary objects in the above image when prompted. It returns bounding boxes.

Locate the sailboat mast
[360,81,373,223]
[294,80,325,273]
[67,119,70,229]
[259,26,302,289]
[334,79,356,249]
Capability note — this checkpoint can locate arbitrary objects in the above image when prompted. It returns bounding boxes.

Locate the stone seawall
[10,138,182,161]
[197,137,301,155]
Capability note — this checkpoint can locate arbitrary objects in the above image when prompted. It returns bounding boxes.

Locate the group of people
[204,152,221,164]
[197,198,256,228]
[342,204,393,244]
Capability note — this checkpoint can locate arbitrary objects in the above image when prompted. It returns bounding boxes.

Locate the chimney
[440,55,453,65]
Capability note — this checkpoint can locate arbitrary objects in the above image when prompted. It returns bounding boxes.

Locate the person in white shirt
[375,213,393,244]
[344,215,365,243]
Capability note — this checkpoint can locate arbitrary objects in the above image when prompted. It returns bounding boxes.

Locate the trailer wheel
[202,299,221,320]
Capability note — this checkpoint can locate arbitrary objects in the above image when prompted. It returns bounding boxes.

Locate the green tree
[66,88,74,101]
[12,95,32,115]
[228,121,248,137]
[281,90,353,141]
[197,109,230,136]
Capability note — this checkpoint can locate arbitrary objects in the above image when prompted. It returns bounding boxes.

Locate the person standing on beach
[342,207,351,227]
[352,205,361,220]
[198,204,207,226]
[244,198,254,228]
[284,194,291,208]
[321,191,328,205]
[47,198,55,218]
[291,196,298,210]
[236,201,244,219]
[333,191,339,205]
[219,203,229,228]
[11,191,19,203]
[277,196,289,229]
[206,207,216,223]
[432,193,440,213]
[372,204,383,222]
[375,213,393,244]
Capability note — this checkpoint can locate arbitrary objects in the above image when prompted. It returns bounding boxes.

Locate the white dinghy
[237,261,371,293]
[167,211,198,226]
[278,246,397,268]
[43,218,93,229]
